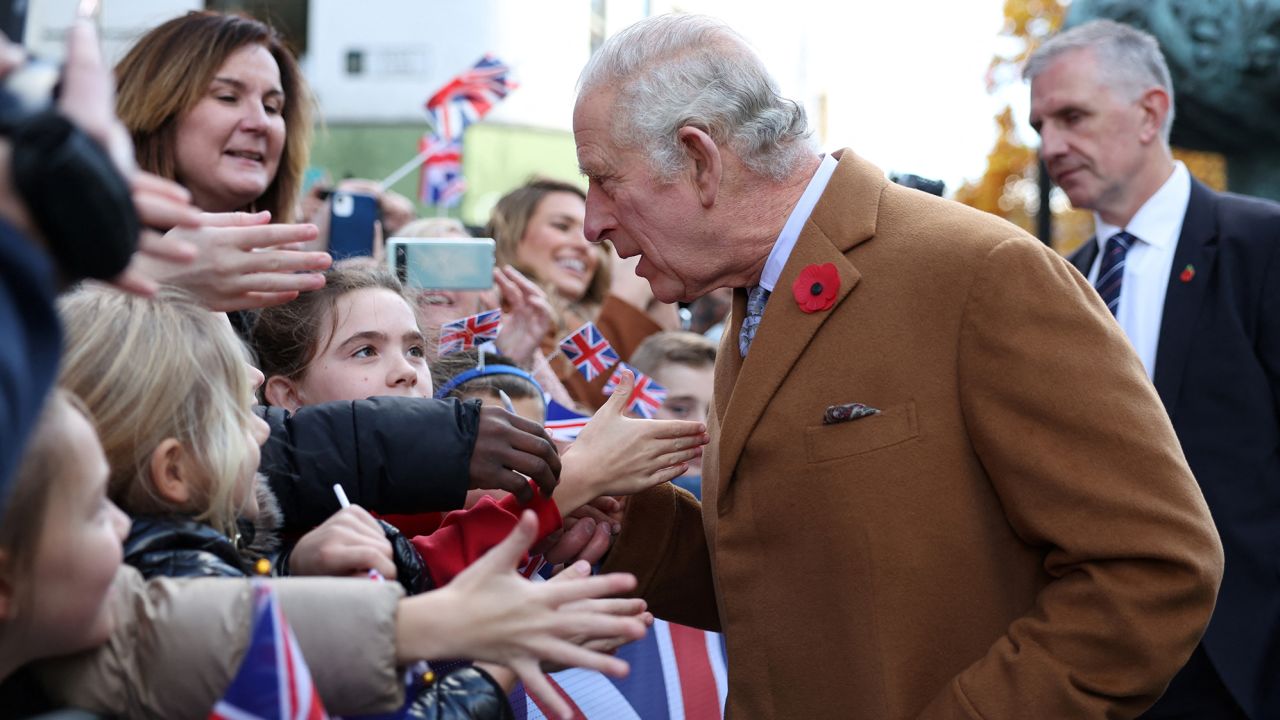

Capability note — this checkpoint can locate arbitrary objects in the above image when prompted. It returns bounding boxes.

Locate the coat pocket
[804,401,918,463]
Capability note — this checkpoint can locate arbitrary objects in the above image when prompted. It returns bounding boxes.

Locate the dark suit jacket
[1069,179,1280,719]
[603,150,1224,719]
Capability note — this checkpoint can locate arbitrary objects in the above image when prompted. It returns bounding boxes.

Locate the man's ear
[677,126,722,208]
[1137,87,1170,145]
[263,376,302,413]
[148,438,194,507]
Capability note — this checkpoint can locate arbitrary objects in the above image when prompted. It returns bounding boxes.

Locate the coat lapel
[1153,179,1218,414]
[1069,236,1099,277]
[712,150,881,513]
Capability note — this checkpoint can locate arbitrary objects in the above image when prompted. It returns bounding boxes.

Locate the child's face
[235,364,271,518]
[26,407,131,656]
[650,362,714,474]
[294,288,433,406]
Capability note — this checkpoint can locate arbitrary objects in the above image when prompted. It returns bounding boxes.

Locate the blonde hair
[397,217,471,238]
[58,286,258,538]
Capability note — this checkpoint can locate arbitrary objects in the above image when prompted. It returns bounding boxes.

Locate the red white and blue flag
[438,308,502,356]
[558,323,620,382]
[544,399,591,443]
[424,54,518,142]
[602,362,667,419]
[209,584,327,720]
[416,134,465,208]
[509,619,727,720]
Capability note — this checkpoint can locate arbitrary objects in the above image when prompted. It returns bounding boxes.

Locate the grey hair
[578,13,813,182]
[1024,19,1175,142]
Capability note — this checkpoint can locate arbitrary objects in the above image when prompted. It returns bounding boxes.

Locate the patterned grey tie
[738,285,771,357]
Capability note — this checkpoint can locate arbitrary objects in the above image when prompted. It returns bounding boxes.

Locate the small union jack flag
[603,362,668,419]
[424,55,518,142]
[438,308,502,356]
[558,323,619,382]
[209,584,327,720]
[416,134,465,208]
[544,399,590,443]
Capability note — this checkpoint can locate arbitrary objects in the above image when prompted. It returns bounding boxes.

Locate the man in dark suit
[1028,19,1280,720]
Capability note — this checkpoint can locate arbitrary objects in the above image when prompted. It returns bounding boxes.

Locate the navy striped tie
[1095,231,1136,317]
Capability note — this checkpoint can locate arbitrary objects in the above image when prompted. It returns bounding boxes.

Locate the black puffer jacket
[257,396,481,535]
[123,480,430,594]
[123,479,285,579]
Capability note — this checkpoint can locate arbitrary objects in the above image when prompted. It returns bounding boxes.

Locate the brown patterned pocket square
[823,402,881,425]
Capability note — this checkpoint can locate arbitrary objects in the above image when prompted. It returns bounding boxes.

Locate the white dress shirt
[1087,162,1192,379]
[758,153,840,292]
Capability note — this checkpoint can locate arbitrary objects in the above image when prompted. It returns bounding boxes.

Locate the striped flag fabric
[209,583,327,720]
[558,323,620,382]
[509,619,727,719]
[602,362,667,419]
[438,308,502,356]
[416,134,465,208]
[544,399,590,443]
[424,54,518,142]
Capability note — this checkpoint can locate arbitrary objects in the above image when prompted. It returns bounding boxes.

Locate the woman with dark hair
[115,11,331,312]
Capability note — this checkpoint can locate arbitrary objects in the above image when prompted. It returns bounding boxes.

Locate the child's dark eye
[352,346,376,359]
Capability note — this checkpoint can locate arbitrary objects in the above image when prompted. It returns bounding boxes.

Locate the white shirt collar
[1093,161,1191,251]
[759,153,840,292]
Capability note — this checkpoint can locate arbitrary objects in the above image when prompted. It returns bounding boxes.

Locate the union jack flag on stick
[558,322,620,382]
[603,362,668,419]
[209,584,327,720]
[439,308,502,356]
[416,134,465,208]
[424,54,518,142]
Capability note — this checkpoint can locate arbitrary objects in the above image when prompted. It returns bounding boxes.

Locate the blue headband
[434,364,543,399]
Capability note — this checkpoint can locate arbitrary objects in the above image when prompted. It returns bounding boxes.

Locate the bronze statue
[1067,0,1280,199]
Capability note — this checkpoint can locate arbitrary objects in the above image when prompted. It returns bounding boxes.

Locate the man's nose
[582,184,613,244]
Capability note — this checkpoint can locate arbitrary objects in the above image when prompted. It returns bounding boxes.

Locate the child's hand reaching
[539,559,654,672]
[287,505,396,579]
[555,368,709,513]
[396,512,645,720]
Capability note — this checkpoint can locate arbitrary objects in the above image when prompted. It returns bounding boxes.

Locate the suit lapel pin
[793,263,839,313]
[1180,264,1195,283]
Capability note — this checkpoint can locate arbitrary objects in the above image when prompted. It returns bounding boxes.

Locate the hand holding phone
[328,191,378,260]
[388,237,496,290]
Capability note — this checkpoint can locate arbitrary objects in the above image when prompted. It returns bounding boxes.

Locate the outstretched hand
[132,211,331,311]
[402,512,644,720]
[555,368,709,513]
[493,265,555,366]
[539,559,653,673]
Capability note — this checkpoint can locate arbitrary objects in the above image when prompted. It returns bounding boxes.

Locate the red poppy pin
[793,262,839,313]
[1180,264,1195,283]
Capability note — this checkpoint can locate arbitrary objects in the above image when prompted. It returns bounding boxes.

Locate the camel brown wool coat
[602,150,1224,719]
